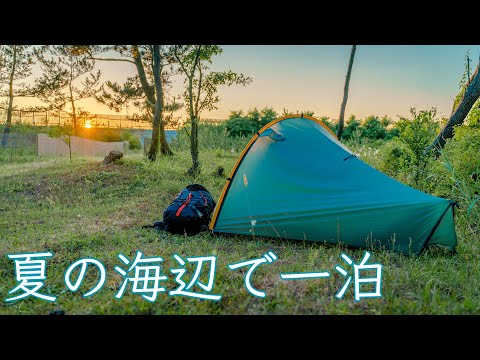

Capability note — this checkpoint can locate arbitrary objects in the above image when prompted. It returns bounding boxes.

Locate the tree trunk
[148,118,160,161]
[70,96,77,128]
[337,45,356,140]
[159,123,172,155]
[186,73,200,177]
[2,46,17,146]
[147,46,162,162]
[132,45,172,158]
[132,45,156,106]
[186,47,203,177]
[189,118,200,177]
[427,64,480,155]
[68,65,77,130]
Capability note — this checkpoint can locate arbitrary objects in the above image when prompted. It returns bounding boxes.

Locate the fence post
[58,111,61,125]
[32,111,35,126]
[19,110,22,123]
[45,111,48,126]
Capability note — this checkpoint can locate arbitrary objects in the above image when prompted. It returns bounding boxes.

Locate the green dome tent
[209,114,457,255]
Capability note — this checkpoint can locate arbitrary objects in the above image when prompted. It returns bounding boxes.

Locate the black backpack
[150,184,216,235]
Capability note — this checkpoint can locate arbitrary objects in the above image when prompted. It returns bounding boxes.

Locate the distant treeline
[222,107,447,141]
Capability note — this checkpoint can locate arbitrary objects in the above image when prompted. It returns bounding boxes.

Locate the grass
[0,148,479,315]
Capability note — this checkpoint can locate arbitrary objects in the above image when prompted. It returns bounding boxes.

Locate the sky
[16,45,480,121]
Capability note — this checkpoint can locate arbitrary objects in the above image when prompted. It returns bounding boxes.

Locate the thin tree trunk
[190,120,199,175]
[188,76,200,177]
[337,45,356,139]
[70,96,77,128]
[6,48,16,126]
[148,45,162,161]
[2,46,17,146]
[427,64,480,155]
[68,65,77,129]
[188,47,202,177]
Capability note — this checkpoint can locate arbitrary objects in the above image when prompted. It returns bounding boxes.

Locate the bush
[259,107,277,127]
[225,115,258,138]
[377,139,414,182]
[465,97,480,127]
[361,116,388,140]
[393,108,440,160]
[442,124,480,186]
[172,122,249,153]
[120,131,141,150]
[423,124,480,227]
[0,123,48,134]
[319,116,337,133]
[98,129,122,142]
[376,108,440,188]
[342,115,361,140]
[225,107,279,138]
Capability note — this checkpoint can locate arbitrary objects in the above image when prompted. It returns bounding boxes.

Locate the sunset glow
[7,45,480,122]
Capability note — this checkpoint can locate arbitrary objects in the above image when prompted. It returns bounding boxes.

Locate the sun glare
[84,120,92,129]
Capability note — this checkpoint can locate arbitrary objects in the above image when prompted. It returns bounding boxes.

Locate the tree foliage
[0,45,35,104]
[428,60,480,154]
[91,45,177,160]
[378,108,440,186]
[0,45,36,145]
[33,45,101,128]
[225,107,278,137]
[174,45,252,176]
[48,124,75,161]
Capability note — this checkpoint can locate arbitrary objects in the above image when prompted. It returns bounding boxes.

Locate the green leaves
[174,45,252,119]
[48,124,74,149]
[0,45,35,84]
[225,107,278,137]
[96,77,144,113]
[395,108,440,159]
[173,45,252,174]
[32,46,102,120]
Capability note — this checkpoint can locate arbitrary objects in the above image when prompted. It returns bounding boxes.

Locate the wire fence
[0,109,225,130]
[0,109,156,129]
[0,132,38,160]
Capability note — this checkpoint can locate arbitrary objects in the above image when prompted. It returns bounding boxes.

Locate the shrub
[425,124,480,227]
[226,107,279,138]
[319,116,337,133]
[120,131,141,150]
[342,115,362,140]
[173,122,249,153]
[361,116,388,140]
[442,124,480,184]
[225,115,257,138]
[377,139,414,182]
[377,108,440,188]
[99,129,122,142]
[259,107,277,127]
[393,108,440,160]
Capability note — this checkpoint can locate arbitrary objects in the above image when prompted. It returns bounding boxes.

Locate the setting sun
[84,120,92,129]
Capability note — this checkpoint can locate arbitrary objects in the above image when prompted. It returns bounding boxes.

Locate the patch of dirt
[18,162,139,200]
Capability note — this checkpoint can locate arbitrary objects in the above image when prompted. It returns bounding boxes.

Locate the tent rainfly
[209,115,457,255]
